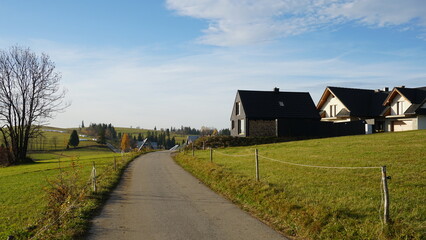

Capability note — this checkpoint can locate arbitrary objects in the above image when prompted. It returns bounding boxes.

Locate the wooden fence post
[92,162,97,193]
[210,148,213,163]
[255,149,259,181]
[381,166,390,224]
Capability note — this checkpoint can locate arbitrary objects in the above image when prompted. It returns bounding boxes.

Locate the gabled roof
[317,86,389,117]
[237,90,320,119]
[384,87,426,105]
[384,86,426,115]
[186,135,200,144]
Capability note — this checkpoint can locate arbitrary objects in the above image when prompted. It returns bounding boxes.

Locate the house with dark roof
[230,88,322,137]
[316,86,389,132]
[382,86,426,132]
[186,135,200,145]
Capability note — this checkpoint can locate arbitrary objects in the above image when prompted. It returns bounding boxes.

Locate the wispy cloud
[166,0,426,46]
[42,43,425,129]
[326,0,426,27]
[2,39,424,129]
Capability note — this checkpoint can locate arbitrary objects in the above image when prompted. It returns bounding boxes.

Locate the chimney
[383,87,389,92]
[273,87,279,93]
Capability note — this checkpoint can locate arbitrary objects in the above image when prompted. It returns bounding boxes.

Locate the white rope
[213,150,253,157]
[258,155,382,170]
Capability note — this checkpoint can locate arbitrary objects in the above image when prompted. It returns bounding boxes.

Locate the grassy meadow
[175,130,426,239]
[0,127,144,239]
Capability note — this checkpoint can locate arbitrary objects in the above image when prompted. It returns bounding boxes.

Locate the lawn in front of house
[175,130,426,239]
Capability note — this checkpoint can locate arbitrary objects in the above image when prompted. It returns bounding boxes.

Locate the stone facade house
[382,86,426,132]
[230,88,321,137]
[316,86,389,132]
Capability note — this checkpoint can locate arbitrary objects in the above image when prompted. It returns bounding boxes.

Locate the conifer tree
[68,130,79,148]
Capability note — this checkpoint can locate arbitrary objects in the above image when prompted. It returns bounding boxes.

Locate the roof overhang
[383,88,412,106]
[316,88,332,110]
[316,87,350,112]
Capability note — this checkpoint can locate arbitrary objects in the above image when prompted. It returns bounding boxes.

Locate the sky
[0,0,425,130]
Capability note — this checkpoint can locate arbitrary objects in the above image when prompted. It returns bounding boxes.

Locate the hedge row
[189,135,312,149]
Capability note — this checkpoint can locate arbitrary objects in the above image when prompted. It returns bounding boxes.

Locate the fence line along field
[175,130,426,240]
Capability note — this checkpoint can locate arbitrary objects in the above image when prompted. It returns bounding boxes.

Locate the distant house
[316,86,389,132]
[382,86,426,132]
[137,138,159,150]
[186,135,200,145]
[230,88,321,137]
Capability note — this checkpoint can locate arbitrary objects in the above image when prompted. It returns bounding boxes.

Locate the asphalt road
[87,151,287,240]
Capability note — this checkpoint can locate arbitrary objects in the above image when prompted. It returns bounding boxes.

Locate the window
[329,105,337,117]
[238,119,245,134]
[235,102,240,115]
[231,120,235,129]
[396,101,404,115]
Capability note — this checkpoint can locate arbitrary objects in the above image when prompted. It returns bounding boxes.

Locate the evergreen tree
[81,120,85,128]
[97,128,106,144]
[68,130,79,148]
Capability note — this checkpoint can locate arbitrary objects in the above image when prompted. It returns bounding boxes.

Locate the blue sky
[1,0,425,129]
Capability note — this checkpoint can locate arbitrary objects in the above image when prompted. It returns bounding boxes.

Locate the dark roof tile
[238,90,320,119]
[328,87,388,117]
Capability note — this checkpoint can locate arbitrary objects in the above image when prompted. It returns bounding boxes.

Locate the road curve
[87,151,287,240]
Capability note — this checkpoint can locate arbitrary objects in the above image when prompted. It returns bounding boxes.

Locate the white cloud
[166,0,426,46]
[326,0,426,27]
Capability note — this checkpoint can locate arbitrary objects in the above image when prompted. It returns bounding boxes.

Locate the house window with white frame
[238,119,245,134]
[396,101,404,115]
[329,105,337,117]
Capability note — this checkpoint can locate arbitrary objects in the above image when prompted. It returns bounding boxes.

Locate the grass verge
[0,146,146,239]
[174,130,425,240]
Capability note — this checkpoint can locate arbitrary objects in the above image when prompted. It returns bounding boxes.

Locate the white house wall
[418,115,426,130]
[320,94,347,119]
[385,117,418,132]
[390,94,410,116]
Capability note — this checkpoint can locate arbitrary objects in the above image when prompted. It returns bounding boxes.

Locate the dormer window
[279,101,284,107]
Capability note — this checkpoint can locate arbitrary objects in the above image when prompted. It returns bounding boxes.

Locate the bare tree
[0,46,67,165]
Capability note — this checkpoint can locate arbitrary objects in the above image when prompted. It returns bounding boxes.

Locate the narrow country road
[87,151,287,240]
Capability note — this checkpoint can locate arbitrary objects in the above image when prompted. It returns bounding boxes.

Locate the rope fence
[187,147,391,225]
[257,155,382,169]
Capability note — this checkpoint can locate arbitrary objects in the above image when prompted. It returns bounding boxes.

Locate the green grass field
[175,130,426,239]
[0,143,137,239]
[115,127,188,144]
